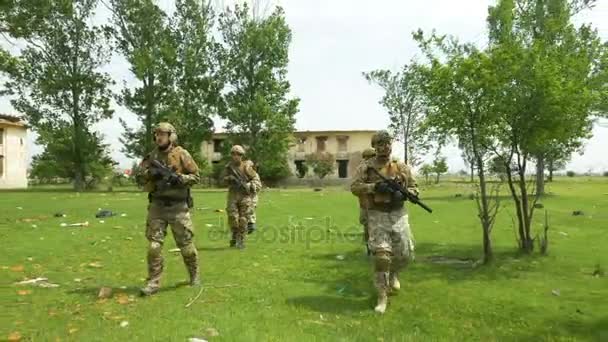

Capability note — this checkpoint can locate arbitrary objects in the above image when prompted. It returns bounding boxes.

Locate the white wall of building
[0,126,28,189]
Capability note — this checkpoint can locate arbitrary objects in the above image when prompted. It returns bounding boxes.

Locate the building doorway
[337,160,349,178]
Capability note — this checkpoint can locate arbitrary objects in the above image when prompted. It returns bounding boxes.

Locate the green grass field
[1,178,607,341]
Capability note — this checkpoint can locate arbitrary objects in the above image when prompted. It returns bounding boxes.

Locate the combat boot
[389,273,401,292]
[235,233,245,249]
[374,290,388,314]
[229,231,237,247]
[247,222,256,234]
[140,283,160,296]
[190,274,201,287]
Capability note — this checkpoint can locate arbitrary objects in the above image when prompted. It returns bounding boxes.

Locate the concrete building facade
[200,130,376,181]
[0,115,28,189]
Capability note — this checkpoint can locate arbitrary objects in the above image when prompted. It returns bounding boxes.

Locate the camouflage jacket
[222,160,262,195]
[136,145,200,200]
[350,157,418,211]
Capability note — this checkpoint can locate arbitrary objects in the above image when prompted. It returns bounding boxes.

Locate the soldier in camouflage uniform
[247,162,260,234]
[223,145,262,249]
[350,131,418,314]
[136,122,201,296]
[359,148,376,256]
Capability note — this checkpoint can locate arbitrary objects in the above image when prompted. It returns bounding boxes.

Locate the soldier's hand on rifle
[225,175,238,183]
[392,190,406,202]
[246,182,256,193]
[167,173,182,186]
[149,167,164,180]
[374,181,393,194]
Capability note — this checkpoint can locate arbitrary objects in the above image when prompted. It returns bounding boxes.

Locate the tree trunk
[548,158,554,182]
[476,155,493,264]
[435,173,440,184]
[470,164,474,183]
[144,72,155,155]
[536,156,545,196]
[518,158,534,253]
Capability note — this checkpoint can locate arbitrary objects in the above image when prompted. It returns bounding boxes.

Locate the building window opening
[338,160,348,178]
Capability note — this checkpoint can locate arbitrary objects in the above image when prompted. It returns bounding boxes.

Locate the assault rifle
[369,167,433,213]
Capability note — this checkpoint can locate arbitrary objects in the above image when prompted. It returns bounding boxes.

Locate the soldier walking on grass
[223,145,262,249]
[350,131,418,313]
[136,122,201,296]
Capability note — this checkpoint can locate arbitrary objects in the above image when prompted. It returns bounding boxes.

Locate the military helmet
[362,148,376,159]
[231,145,245,155]
[371,130,392,147]
[154,122,178,143]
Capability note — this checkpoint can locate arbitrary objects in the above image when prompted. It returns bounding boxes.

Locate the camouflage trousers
[227,191,254,240]
[367,208,414,291]
[145,201,198,288]
[359,207,369,243]
[248,193,259,224]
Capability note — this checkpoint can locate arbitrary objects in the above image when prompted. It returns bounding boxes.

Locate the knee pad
[180,244,197,257]
[148,241,162,255]
[374,250,391,272]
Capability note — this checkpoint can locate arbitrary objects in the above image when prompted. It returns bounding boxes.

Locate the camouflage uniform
[350,131,418,313]
[246,162,261,234]
[136,123,200,295]
[359,148,376,255]
[223,146,262,248]
[248,192,259,234]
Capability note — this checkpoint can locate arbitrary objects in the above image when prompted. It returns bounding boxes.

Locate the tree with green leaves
[164,0,223,164]
[217,3,299,183]
[5,0,115,191]
[419,164,433,184]
[487,0,607,252]
[30,125,116,188]
[106,0,174,159]
[431,155,448,184]
[363,65,429,167]
[414,31,501,263]
[306,152,335,183]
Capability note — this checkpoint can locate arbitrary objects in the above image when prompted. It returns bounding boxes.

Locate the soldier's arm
[400,163,419,196]
[135,156,152,186]
[350,163,375,196]
[246,162,262,193]
[178,150,200,186]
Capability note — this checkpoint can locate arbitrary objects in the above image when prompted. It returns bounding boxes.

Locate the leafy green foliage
[107,0,174,158]
[363,65,429,167]
[306,152,335,180]
[164,0,222,162]
[30,125,116,189]
[218,3,298,183]
[420,164,433,184]
[5,0,115,191]
[431,156,448,184]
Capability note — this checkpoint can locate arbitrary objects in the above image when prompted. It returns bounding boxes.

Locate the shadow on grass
[517,316,608,342]
[286,295,373,314]
[67,282,190,298]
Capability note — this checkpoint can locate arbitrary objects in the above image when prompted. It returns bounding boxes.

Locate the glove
[167,173,182,185]
[149,167,163,180]
[374,181,393,194]
[392,190,406,202]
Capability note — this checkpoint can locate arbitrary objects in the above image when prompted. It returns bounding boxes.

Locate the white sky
[1,0,607,172]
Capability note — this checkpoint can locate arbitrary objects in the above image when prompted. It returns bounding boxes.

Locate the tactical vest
[146,146,190,202]
[365,159,409,211]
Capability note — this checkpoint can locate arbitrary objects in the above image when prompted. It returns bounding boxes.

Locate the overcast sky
[1,0,607,172]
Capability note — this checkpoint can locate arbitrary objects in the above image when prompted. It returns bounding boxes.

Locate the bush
[604,171,608,177]
[566,171,576,177]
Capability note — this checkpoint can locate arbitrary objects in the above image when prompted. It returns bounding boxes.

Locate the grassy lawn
[1,177,607,341]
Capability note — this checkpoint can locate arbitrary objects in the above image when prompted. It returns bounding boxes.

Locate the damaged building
[200,130,376,182]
